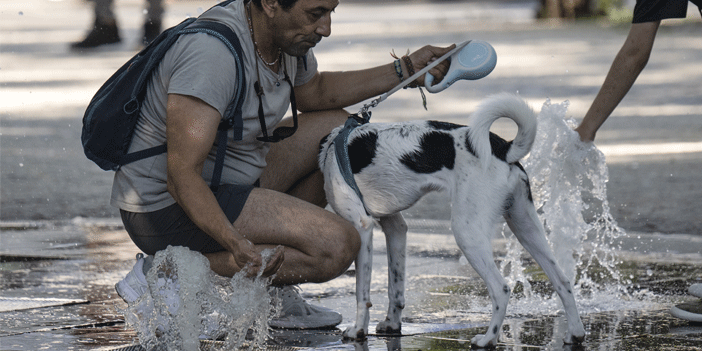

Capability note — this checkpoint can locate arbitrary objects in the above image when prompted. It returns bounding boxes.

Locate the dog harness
[333,111,371,206]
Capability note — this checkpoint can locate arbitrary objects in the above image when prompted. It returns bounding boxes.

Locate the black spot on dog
[493,325,499,334]
[503,194,514,214]
[503,285,510,294]
[522,177,533,202]
[400,131,455,173]
[348,132,378,174]
[513,163,534,203]
[428,120,462,130]
[489,133,512,161]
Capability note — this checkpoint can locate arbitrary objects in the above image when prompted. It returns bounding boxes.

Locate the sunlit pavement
[2,0,702,350]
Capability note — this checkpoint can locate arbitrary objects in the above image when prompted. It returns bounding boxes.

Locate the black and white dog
[319,93,585,347]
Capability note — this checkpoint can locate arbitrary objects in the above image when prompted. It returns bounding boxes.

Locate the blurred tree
[538,0,623,19]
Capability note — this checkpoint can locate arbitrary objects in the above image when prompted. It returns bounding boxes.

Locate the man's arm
[165,93,282,276]
[575,21,660,142]
[294,45,455,112]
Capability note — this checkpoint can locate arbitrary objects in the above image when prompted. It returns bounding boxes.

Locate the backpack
[80,0,245,190]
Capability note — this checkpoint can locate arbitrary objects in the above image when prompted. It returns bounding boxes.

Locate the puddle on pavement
[2,251,692,350]
[398,309,697,351]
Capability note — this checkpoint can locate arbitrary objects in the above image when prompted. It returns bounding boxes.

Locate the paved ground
[2,0,701,233]
[1,0,702,350]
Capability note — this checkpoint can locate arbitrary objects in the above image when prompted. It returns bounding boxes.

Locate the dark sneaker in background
[71,19,121,50]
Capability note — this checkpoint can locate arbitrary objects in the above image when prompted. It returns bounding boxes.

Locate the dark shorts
[120,183,256,255]
[633,0,702,23]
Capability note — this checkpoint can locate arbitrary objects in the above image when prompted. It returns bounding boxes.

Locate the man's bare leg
[205,109,359,285]
[262,108,350,202]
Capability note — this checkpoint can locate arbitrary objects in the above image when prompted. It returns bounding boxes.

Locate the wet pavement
[2,0,702,350]
[3,219,702,350]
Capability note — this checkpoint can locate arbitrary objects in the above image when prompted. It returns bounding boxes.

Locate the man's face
[271,0,338,57]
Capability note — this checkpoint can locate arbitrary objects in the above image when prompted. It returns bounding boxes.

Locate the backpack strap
[179,20,247,192]
[120,144,168,165]
[112,17,198,168]
[116,15,246,192]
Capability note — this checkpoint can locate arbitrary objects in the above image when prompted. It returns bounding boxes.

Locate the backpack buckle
[124,98,139,114]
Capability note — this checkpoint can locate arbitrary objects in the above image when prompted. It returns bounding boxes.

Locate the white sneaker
[116,253,221,339]
[689,283,702,298]
[269,286,342,329]
[670,283,702,323]
[115,253,149,303]
[155,271,181,316]
[670,301,702,322]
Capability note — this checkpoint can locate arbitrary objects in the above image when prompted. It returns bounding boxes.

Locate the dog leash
[359,41,470,117]
[332,42,471,208]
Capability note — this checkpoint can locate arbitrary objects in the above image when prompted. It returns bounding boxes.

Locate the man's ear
[260,0,279,17]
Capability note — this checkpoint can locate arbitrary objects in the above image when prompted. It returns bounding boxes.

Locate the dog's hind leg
[376,213,408,334]
[504,181,586,344]
[452,209,510,348]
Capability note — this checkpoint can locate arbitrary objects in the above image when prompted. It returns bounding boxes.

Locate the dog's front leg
[322,158,376,340]
[343,224,375,340]
[376,213,407,334]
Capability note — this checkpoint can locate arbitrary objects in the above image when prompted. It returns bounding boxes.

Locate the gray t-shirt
[111,0,318,213]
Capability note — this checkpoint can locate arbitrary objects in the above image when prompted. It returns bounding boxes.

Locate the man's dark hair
[249,0,299,11]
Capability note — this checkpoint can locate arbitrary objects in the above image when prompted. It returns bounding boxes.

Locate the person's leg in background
[143,0,163,45]
[71,0,121,49]
[71,0,163,50]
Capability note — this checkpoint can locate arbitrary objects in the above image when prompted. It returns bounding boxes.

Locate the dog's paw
[342,326,367,341]
[471,334,498,349]
[563,330,585,344]
[375,319,401,335]
[563,320,585,344]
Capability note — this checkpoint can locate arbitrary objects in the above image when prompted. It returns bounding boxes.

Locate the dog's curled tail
[467,93,537,165]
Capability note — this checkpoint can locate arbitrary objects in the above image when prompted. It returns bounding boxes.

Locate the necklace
[246,3,281,67]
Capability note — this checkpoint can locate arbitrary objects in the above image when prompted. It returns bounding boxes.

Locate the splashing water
[121,245,278,351]
[499,99,629,307]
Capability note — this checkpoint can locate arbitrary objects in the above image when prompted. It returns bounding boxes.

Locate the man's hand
[574,124,596,143]
[234,238,285,278]
[407,44,456,87]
